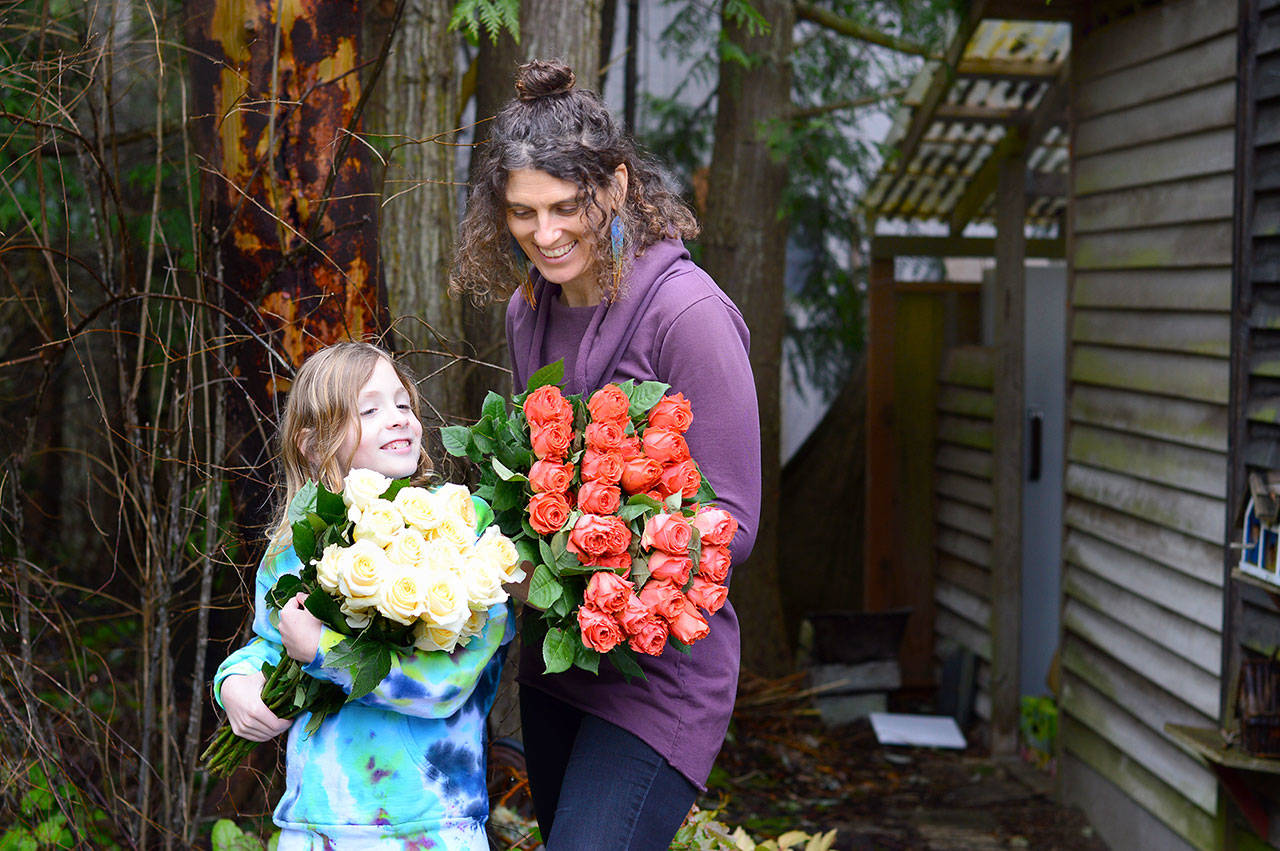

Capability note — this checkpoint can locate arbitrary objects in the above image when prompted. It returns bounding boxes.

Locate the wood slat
[1070,385,1228,453]
[936,499,993,541]
[1065,566,1220,674]
[1063,597,1220,718]
[1076,78,1235,159]
[1073,268,1231,311]
[1062,636,1216,732]
[1066,424,1227,499]
[935,444,993,480]
[934,582,991,629]
[1073,173,1233,234]
[1065,463,1226,544]
[934,609,992,661]
[1074,0,1236,81]
[935,470,993,509]
[1074,129,1235,196]
[1065,529,1223,631]
[1073,222,1233,270]
[937,526,992,566]
[937,554,990,601]
[936,413,992,451]
[1064,497,1224,586]
[1071,310,1230,358]
[1076,32,1236,119]
[936,384,994,419]
[1071,345,1230,404]
[938,346,994,389]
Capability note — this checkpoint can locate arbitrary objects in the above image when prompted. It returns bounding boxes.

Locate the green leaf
[514,537,539,566]
[688,526,703,570]
[482,390,508,422]
[628,381,671,417]
[266,574,306,609]
[381,479,410,502]
[557,559,597,576]
[542,627,575,674]
[315,484,347,523]
[211,820,245,851]
[573,640,601,675]
[693,474,718,504]
[629,553,651,588]
[287,481,319,526]
[473,431,495,454]
[304,590,347,633]
[440,426,473,457]
[664,492,683,512]
[492,457,527,482]
[538,538,556,569]
[627,494,665,513]
[528,564,563,610]
[551,592,573,618]
[330,640,392,701]
[526,360,565,393]
[606,645,646,682]
[616,502,651,523]
[291,521,316,566]
[668,635,692,654]
[491,479,523,512]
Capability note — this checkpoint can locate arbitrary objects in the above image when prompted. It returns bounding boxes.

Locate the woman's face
[504,166,625,302]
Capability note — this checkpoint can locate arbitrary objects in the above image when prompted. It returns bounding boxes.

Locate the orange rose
[588,384,630,424]
[585,420,626,453]
[642,428,690,465]
[578,605,623,653]
[638,580,686,622]
[641,513,692,555]
[698,545,731,583]
[566,513,631,560]
[621,456,663,494]
[591,552,633,574]
[648,551,693,586]
[530,421,573,460]
[528,459,574,493]
[617,596,668,656]
[648,393,693,432]
[580,448,624,485]
[583,570,632,613]
[659,459,702,501]
[523,385,573,427]
[687,575,728,615]
[527,492,571,535]
[577,481,622,515]
[692,507,738,547]
[669,597,709,644]
[619,434,644,460]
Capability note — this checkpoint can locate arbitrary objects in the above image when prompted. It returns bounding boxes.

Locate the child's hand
[221,671,293,741]
[279,592,323,663]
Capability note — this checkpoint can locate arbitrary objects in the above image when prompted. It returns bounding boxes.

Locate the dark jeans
[519,686,697,850]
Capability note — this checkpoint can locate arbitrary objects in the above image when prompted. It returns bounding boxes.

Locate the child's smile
[342,358,423,478]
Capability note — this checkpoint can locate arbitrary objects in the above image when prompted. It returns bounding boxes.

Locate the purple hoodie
[506,238,762,788]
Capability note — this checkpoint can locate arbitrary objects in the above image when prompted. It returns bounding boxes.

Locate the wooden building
[862,0,1280,847]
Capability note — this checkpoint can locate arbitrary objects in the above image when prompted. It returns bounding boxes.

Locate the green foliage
[0,764,121,850]
[209,818,280,851]
[449,0,520,45]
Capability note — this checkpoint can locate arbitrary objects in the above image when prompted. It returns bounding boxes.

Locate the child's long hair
[271,342,431,544]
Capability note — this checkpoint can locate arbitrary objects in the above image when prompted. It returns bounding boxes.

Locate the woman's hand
[279,592,323,663]
[221,671,293,741]
[504,562,542,610]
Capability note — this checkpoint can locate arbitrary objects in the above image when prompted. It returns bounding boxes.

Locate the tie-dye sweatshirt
[214,541,512,850]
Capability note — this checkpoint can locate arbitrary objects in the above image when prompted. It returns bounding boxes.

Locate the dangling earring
[610,214,625,294]
[510,237,536,308]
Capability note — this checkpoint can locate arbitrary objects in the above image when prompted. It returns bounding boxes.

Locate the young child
[215,342,511,851]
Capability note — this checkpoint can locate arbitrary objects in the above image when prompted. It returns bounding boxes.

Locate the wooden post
[865,253,897,612]
[991,139,1027,756]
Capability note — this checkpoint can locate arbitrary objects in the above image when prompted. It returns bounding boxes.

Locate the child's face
[340,357,422,479]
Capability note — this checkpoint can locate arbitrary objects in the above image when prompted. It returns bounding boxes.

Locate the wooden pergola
[862,0,1078,754]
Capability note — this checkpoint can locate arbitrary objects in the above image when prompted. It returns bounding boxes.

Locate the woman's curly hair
[450,59,699,305]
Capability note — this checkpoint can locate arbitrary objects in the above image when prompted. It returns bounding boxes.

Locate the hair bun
[514,59,576,102]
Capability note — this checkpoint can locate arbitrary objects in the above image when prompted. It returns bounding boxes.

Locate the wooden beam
[956,57,1063,80]
[865,257,898,614]
[870,235,1065,259]
[934,102,1026,124]
[990,147,1028,758]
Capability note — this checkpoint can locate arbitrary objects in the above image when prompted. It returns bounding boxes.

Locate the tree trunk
[366,0,466,432]
[186,0,387,545]
[701,0,794,677]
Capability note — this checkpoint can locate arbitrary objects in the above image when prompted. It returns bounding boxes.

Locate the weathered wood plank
[935,444,993,480]
[1073,222,1233,270]
[1063,597,1220,717]
[936,526,992,566]
[1254,192,1280,238]
[1075,81,1235,158]
[1064,497,1224,586]
[938,345,994,389]
[1061,675,1217,812]
[1070,385,1228,452]
[935,470,993,509]
[1065,566,1220,673]
[1071,346,1230,404]
[1075,0,1236,81]
[937,554,990,601]
[1063,636,1216,732]
[1066,424,1227,499]
[935,608,992,661]
[935,581,991,629]
[1074,129,1235,196]
[1071,310,1230,357]
[1256,102,1280,147]
[1073,268,1231,312]
[1261,5,1280,55]
[936,413,992,451]
[1253,145,1280,193]
[936,384,993,419]
[1073,173,1233,234]
[936,499,993,541]
[1065,463,1226,544]
[1077,33,1235,119]
[1060,718,1218,851]
[1064,529,1223,630]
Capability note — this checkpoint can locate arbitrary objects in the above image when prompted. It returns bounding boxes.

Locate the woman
[451,59,761,850]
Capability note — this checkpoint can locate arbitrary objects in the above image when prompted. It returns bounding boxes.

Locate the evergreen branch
[793,2,942,60]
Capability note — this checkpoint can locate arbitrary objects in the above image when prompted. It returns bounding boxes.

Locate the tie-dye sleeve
[212,547,288,706]
[302,602,513,719]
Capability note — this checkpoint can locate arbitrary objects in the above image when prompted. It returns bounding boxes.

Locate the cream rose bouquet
[442,361,738,681]
[201,470,522,777]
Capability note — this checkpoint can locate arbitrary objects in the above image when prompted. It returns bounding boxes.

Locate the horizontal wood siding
[1064,0,1233,845]
[934,345,994,720]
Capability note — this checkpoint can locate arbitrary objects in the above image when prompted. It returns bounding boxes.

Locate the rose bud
[641,513,693,554]
[528,459,574,493]
[588,383,631,424]
[578,605,624,653]
[648,393,694,432]
[577,481,622,515]
[585,420,626,453]
[531,421,573,460]
[583,570,632,613]
[698,545,732,583]
[669,597,710,644]
[642,428,690,465]
[618,434,644,460]
[648,551,693,586]
[580,448,624,485]
[527,492,571,535]
[523,385,573,428]
[659,459,702,501]
[621,456,663,494]
[687,575,729,616]
[639,580,687,621]
[692,507,738,547]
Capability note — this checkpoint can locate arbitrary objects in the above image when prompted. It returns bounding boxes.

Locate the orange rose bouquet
[442,361,738,680]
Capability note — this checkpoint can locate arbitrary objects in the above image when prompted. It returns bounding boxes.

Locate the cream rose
[394,486,442,533]
[461,553,509,609]
[435,483,477,532]
[339,539,389,605]
[419,538,462,575]
[315,543,346,593]
[384,528,429,569]
[413,619,461,653]
[341,599,374,630]
[474,527,523,582]
[423,570,469,629]
[352,499,405,547]
[434,515,472,553]
[343,468,391,509]
[460,608,488,641]
[377,569,427,625]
